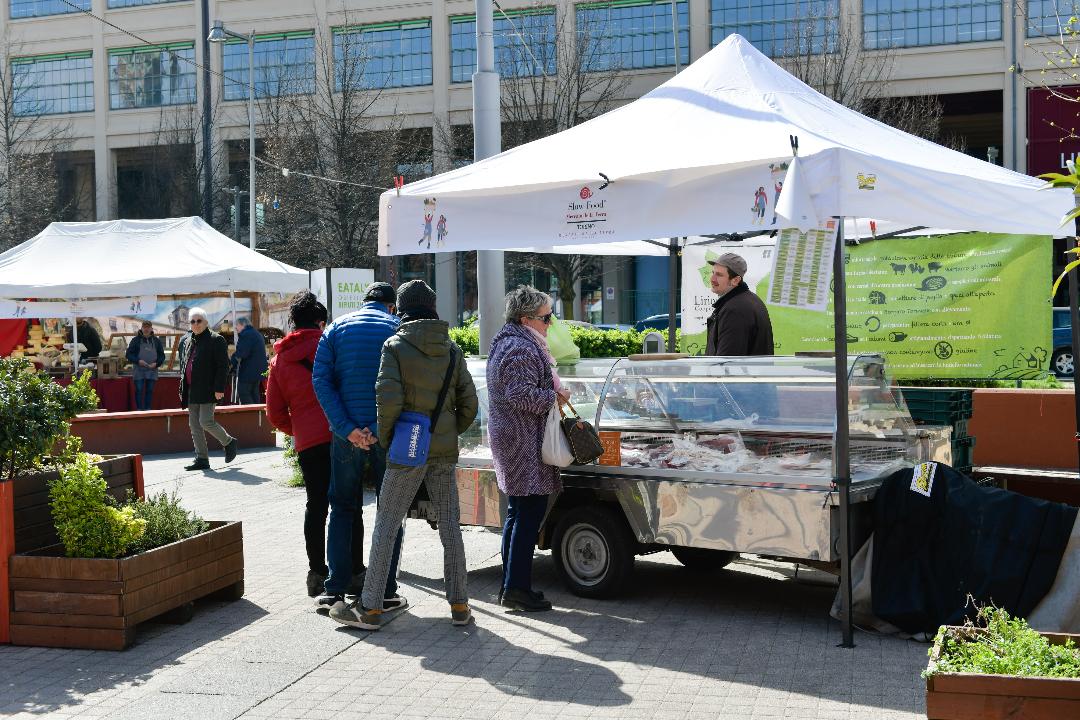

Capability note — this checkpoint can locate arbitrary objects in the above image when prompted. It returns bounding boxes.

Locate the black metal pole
[832,217,854,649]
[1070,217,1080,473]
[668,238,678,352]
[200,0,213,222]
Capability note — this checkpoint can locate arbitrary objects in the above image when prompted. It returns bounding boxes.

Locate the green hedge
[448,325,681,359]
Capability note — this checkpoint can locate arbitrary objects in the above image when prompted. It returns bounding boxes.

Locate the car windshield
[1054,310,1071,329]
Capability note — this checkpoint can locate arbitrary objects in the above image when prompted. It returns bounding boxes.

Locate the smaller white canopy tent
[379,35,1071,256]
[0,216,308,298]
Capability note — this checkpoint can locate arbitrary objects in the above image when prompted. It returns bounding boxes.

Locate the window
[107,0,183,7]
[12,51,93,116]
[449,9,557,83]
[10,0,88,19]
[109,44,195,109]
[709,0,839,56]
[223,32,315,100]
[576,0,690,72]
[863,0,1002,49]
[333,20,433,90]
[1027,0,1080,37]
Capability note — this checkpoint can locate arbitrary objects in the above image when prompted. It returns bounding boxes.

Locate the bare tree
[256,25,429,270]
[1014,4,1080,147]
[0,39,73,251]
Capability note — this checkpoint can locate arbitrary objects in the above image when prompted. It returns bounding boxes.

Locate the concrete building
[1,0,1074,322]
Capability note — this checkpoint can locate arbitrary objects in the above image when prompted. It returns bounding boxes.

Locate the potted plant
[924,606,1080,719]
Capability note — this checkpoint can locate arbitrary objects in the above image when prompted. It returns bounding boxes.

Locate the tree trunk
[560,287,576,321]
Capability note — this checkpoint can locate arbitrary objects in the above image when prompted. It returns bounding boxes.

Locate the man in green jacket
[331,280,478,630]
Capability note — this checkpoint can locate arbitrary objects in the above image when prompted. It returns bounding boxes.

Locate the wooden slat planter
[8,520,243,651]
[925,627,1080,720]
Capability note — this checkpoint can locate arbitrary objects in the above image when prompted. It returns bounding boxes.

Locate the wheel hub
[565,524,608,585]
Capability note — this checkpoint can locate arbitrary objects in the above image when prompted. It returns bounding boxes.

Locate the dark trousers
[297,441,360,576]
[133,377,156,411]
[501,493,549,591]
[325,434,402,596]
[237,380,261,405]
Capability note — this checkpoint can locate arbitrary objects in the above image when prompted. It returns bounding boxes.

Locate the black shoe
[500,587,552,612]
[315,593,346,614]
[345,569,366,596]
[306,570,328,598]
[184,457,210,471]
[224,439,238,463]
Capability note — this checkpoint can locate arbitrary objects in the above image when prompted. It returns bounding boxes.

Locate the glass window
[12,51,94,116]
[864,0,1001,48]
[10,0,88,19]
[1027,0,1080,37]
[333,20,433,90]
[107,0,183,7]
[449,9,557,84]
[576,0,690,71]
[223,32,315,100]
[109,44,196,109]
[709,0,839,56]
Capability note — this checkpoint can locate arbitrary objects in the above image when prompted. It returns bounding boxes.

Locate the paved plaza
[1,449,930,719]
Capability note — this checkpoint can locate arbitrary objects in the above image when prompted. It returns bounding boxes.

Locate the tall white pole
[474,0,504,354]
[247,32,256,250]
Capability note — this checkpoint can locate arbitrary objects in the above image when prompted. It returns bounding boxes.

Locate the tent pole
[474,0,503,354]
[668,238,678,351]
[71,313,79,372]
[832,217,854,649]
[1070,221,1080,474]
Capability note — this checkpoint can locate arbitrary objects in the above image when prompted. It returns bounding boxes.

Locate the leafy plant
[925,605,1080,679]
[126,489,209,555]
[282,435,304,487]
[448,324,681,359]
[0,358,98,482]
[48,453,146,558]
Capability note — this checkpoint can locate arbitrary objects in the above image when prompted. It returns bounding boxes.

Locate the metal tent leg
[832,217,854,649]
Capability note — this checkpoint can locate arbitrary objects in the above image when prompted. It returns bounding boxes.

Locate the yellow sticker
[910,462,937,498]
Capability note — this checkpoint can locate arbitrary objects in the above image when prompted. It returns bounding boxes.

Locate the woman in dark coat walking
[488,286,569,611]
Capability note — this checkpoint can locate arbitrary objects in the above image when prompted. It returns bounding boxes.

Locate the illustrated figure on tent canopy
[436,215,448,247]
[752,187,768,224]
[419,198,436,248]
[771,181,783,225]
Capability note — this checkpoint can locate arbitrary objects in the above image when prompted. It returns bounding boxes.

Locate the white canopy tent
[0,216,308,298]
[379,33,1074,646]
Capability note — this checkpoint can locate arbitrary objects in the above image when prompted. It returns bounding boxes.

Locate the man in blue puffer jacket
[312,282,407,614]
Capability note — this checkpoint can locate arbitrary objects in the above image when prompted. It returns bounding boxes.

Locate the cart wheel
[670,547,738,571]
[551,505,635,599]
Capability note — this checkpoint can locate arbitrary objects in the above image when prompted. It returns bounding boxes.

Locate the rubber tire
[551,505,635,599]
[670,547,738,571]
[1052,348,1075,378]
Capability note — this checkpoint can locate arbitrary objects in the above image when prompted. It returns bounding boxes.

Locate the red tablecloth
[55,374,264,412]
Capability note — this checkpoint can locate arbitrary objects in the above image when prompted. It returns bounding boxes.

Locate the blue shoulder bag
[387,348,458,467]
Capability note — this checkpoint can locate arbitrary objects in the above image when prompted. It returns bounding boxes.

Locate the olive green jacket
[376,319,479,466]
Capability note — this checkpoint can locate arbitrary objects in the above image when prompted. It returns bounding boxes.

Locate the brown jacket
[705,282,774,356]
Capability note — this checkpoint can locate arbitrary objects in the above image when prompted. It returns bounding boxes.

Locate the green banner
[765,233,1051,380]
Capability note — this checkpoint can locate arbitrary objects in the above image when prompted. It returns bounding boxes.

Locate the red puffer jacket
[265,328,332,452]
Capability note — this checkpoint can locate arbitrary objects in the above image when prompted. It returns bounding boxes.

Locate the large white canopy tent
[379,34,1073,645]
[0,216,308,365]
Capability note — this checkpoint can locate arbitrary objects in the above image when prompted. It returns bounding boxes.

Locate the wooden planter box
[8,520,243,651]
[925,626,1080,719]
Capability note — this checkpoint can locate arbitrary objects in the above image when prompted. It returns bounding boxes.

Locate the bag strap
[558,399,579,419]
[430,347,458,425]
[298,357,314,373]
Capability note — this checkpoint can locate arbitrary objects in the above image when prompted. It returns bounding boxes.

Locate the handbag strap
[557,399,579,420]
[429,347,458,426]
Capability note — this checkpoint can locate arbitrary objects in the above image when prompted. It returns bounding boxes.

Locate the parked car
[594,323,633,332]
[1053,307,1074,377]
[634,313,681,332]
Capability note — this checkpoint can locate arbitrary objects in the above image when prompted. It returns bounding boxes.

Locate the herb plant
[126,489,209,555]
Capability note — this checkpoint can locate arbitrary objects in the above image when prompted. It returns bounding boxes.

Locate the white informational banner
[680,241,775,355]
[0,295,157,320]
[310,268,376,320]
[766,219,839,312]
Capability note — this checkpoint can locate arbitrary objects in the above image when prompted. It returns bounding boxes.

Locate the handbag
[559,400,604,465]
[542,402,575,467]
[387,348,458,467]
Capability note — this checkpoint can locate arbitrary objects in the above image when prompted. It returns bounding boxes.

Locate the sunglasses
[526,312,554,325]
[190,319,205,325]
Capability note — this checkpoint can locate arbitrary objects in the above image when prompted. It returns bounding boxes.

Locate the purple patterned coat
[487,322,560,497]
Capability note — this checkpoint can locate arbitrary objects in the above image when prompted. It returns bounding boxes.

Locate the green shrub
[449,324,680,359]
[925,605,1080,679]
[48,453,146,558]
[126,489,209,555]
[282,435,304,487]
[0,358,98,481]
[449,325,479,355]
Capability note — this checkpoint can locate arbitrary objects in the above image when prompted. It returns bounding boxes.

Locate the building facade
[2,0,1075,318]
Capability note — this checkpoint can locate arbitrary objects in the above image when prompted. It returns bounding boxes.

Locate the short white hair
[504,286,552,324]
[189,307,208,322]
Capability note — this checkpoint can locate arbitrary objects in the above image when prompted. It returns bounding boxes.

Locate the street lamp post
[208,20,256,250]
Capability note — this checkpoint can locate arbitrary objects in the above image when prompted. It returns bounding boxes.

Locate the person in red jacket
[266,291,361,598]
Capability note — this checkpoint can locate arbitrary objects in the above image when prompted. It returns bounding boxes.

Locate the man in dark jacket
[230,317,268,404]
[705,252,774,356]
[126,320,165,411]
[178,307,237,471]
[312,282,405,614]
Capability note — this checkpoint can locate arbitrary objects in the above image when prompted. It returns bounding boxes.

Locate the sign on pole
[310,268,376,320]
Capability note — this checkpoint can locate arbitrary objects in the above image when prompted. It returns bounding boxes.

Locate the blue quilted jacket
[312,302,400,439]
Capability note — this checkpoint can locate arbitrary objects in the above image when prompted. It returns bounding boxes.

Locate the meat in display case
[441,354,923,598]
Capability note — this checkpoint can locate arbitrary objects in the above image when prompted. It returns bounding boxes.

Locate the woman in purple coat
[488,286,570,611]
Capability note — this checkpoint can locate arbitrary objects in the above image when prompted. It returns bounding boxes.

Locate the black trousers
[297,442,364,575]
